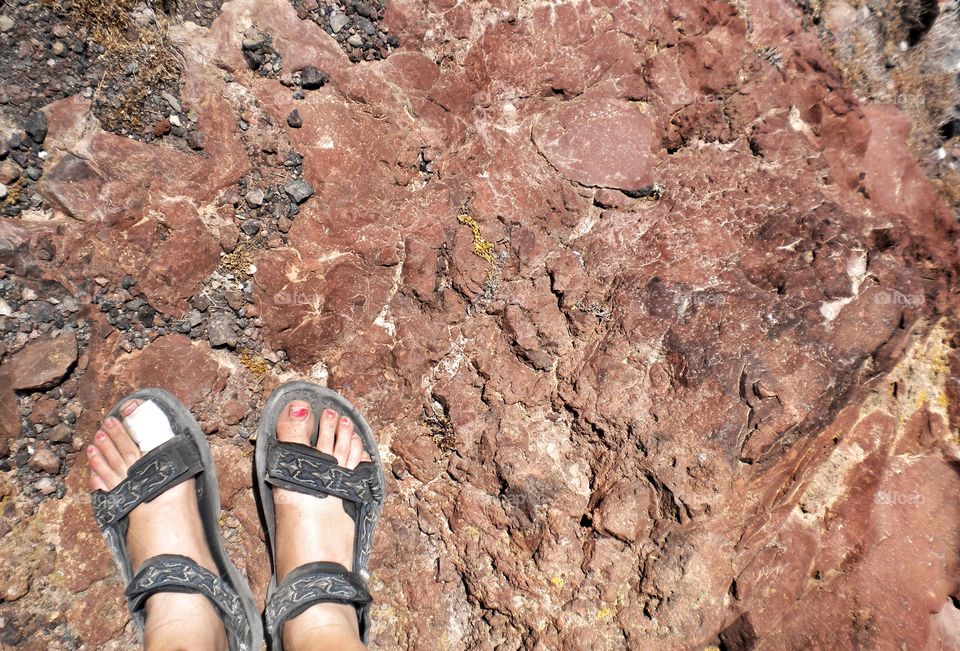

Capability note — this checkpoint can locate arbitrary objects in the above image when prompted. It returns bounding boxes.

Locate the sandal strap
[265,561,371,645]
[92,435,202,527]
[125,554,252,651]
[265,440,381,505]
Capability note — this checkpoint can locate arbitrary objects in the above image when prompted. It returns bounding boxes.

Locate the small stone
[347,33,364,47]
[185,130,205,151]
[52,41,65,55]
[287,109,302,129]
[0,184,6,201]
[300,66,328,89]
[161,92,181,113]
[284,180,314,204]
[25,111,47,144]
[28,447,60,474]
[0,161,19,184]
[207,312,238,349]
[241,219,261,236]
[246,188,265,207]
[169,114,182,128]
[25,166,42,181]
[277,216,292,233]
[48,424,72,443]
[35,477,56,495]
[3,573,29,602]
[154,119,171,137]
[0,15,14,33]
[329,10,349,33]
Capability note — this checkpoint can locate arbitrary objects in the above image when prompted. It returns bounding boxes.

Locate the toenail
[105,417,118,427]
[340,417,350,425]
[324,409,336,418]
[290,406,309,420]
[87,446,96,455]
[95,430,106,440]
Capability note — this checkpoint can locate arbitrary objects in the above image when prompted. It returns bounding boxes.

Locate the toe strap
[265,561,372,645]
[92,435,203,528]
[126,554,253,651]
[265,440,381,505]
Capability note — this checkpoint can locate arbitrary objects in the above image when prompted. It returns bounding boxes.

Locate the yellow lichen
[239,349,268,379]
[457,213,495,263]
[596,607,617,621]
[549,575,566,588]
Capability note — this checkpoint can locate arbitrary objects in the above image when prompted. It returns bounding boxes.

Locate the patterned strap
[126,555,252,651]
[265,440,381,505]
[265,561,371,645]
[91,436,203,527]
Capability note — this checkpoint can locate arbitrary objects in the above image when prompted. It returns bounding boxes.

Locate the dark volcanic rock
[25,110,47,144]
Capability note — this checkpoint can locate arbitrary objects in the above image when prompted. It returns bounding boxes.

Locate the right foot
[272,400,371,648]
[88,400,227,650]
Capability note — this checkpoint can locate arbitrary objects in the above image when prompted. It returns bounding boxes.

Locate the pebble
[287,109,303,129]
[241,219,261,236]
[207,312,238,349]
[25,166,42,181]
[161,92,181,113]
[330,11,349,33]
[0,15,13,33]
[169,114,182,127]
[347,33,364,47]
[51,41,65,56]
[300,66,328,90]
[284,179,315,204]
[246,188,265,207]
[25,111,47,144]
[0,184,6,202]
[35,477,56,495]
[27,447,60,474]
[186,130,205,151]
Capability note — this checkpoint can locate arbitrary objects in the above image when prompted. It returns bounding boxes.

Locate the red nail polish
[325,409,336,418]
[87,446,96,455]
[291,407,309,420]
[341,417,350,424]
[95,431,105,440]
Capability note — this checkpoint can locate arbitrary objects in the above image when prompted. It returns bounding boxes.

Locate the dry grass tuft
[58,0,183,133]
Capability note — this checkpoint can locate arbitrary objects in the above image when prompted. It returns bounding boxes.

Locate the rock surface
[0,0,959,649]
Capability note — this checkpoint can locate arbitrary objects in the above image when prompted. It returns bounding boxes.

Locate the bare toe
[332,417,353,464]
[277,401,314,445]
[317,408,338,454]
[346,434,364,469]
[87,445,120,488]
[89,469,109,492]
[94,427,126,473]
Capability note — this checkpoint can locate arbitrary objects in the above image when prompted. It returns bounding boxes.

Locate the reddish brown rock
[2,331,77,390]
[533,98,659,191]
[3,0,959,648]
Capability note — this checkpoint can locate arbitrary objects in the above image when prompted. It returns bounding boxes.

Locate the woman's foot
[88,400,227,651]
[273,401,371,650]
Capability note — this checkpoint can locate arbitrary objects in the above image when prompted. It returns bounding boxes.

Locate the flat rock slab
[3,331,77,390]
[532,98,657,191]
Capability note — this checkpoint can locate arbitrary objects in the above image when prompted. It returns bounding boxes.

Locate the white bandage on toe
[123,400,176,453]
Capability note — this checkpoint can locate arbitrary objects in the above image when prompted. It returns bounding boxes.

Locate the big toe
[276,400,315,445]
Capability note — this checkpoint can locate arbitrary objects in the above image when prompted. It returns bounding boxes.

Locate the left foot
[88,400,227,650]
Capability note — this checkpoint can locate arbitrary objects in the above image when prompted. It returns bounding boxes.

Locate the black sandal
[255,381,386,649]
[90,388,262,651]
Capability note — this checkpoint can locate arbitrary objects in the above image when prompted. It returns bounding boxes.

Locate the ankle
[283,602,361,648]
[144,592,227,651]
